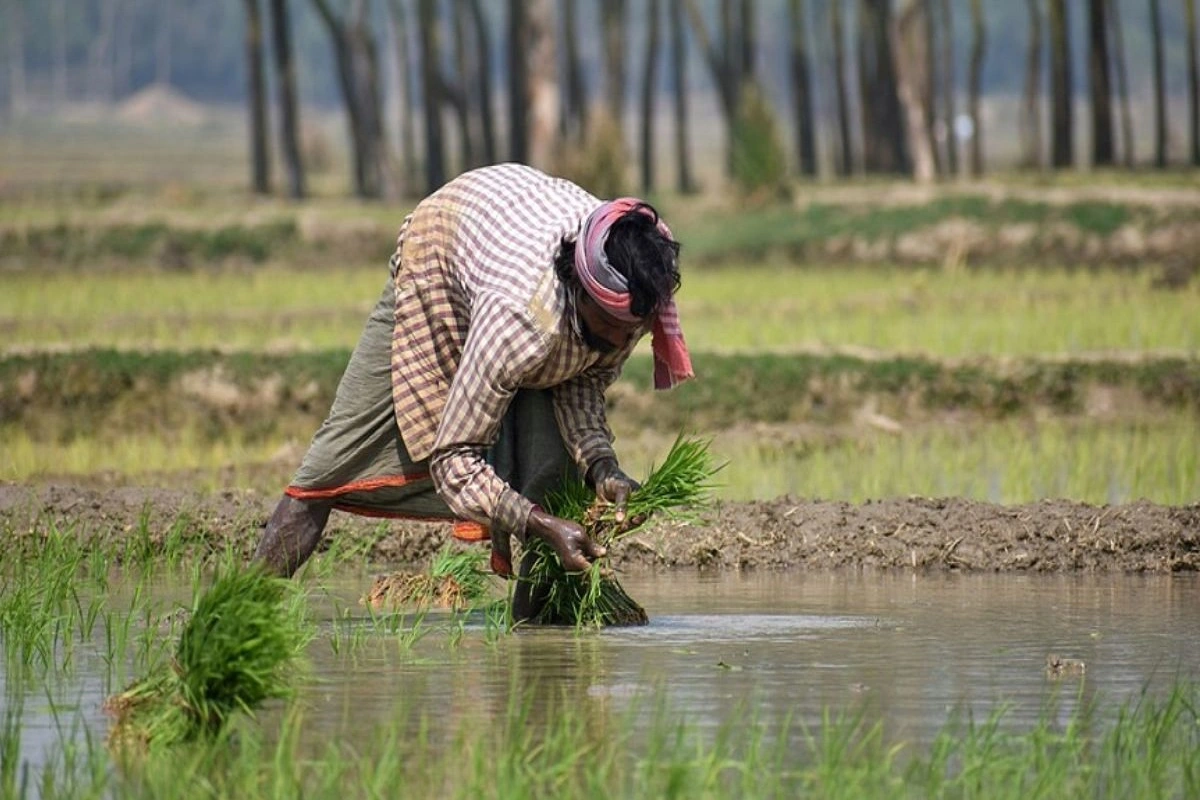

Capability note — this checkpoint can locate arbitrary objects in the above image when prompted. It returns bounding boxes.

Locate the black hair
[554,202,682,319]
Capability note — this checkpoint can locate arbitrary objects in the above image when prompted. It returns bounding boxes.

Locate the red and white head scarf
[574,198,694,390]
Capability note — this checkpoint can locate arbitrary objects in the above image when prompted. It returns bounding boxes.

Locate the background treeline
[3,0,1199,199]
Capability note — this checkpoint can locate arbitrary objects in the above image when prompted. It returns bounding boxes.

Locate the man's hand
[526,506,607,572]
[587,457,640,525]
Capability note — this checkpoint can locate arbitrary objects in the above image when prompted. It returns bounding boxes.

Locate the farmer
[252,163,692,614]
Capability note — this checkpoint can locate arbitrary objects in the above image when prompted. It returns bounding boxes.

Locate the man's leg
[253,494,335,577]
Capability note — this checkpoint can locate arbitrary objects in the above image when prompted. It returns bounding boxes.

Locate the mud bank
[2,483,1196,574]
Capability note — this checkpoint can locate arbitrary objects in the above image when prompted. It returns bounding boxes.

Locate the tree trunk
[922,0,943,175]
[561,0,588,141]
[682,0,744,173]
[384,0,418,195]
[157,0,174,85]
[831,0,854,176]
[114,0,135,98]
[418,0,446,190]
[741,0,757,79]
[1048,0,1073,168]
[1020,0,1043,168]
[669,0,696,193]
[526,0,558,171]
[641,0,662,192]
[967,0,985,175]
[602,0,628,127]
[508,0,528,163]
[464,0,497,164]
[938,0,957,174]
[6,0,26,116]
[313,0,388,199]
[51,0,68,105]
[1087,0,1114,166]
[243,0,272,194]
[892,0,936,183]
[1150,0,1167,167]
[857,0,909,174]
[451,4,478,170]
[270,0,306,199]
[1185,0,1199,165]
[1106,0,1134,166]
[789,0,818,177]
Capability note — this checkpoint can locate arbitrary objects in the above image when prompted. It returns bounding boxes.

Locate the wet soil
[2,482,1196,574]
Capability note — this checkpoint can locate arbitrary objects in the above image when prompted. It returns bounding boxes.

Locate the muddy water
[302,571,1200,748]
[8,571,1200,771]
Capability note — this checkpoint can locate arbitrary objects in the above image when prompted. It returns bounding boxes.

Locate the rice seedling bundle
[104,564,312,751]
[526,435,718,628]
[363,547,492,611]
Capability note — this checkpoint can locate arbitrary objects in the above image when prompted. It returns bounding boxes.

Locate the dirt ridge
[2,483,1196,574]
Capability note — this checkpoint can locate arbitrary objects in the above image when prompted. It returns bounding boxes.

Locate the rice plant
[525,435,719,627]
[104,563,312,751]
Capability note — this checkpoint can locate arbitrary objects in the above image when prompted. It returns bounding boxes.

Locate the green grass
[3,264,1195,357]
[4,674,1199,798]
[694,413,1200,506]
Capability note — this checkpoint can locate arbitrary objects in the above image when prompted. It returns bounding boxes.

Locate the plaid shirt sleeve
[551,362,620,474]
[428,294,550,537]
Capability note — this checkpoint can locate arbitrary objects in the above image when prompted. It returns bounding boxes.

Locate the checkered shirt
[389,164,640,537]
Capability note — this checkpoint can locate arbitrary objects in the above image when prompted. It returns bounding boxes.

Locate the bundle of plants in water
[525,435,718,628]
[104,564,312,752]
[363,547,492,611]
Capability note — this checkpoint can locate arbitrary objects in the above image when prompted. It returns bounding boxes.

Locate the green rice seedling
[104,564,312,751]
[361,547,492,612]
[525,435,719,628]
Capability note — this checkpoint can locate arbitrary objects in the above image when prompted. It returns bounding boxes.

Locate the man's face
[576,290,643,354]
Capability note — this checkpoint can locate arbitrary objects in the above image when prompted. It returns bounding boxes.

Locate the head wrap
[574,198,694,390]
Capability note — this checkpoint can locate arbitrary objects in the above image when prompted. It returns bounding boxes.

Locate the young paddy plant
[104,564,313,752]
[525,435,719,628]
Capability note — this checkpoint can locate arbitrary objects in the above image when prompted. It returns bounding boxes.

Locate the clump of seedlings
[363,547,492,611]
[526,435,718,628]
[104,564,312,752]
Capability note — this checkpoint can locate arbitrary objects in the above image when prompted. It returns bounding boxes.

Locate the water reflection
[299,571,1200,751]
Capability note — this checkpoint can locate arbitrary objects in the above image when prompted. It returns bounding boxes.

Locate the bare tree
[526,0,558,171]
[1020,0,1043,168]
[313,0,390,199]
[384,0,418,194]
[561,0,588,142]
[89,0,120,102]
[602,0,629,127]
[669,0,697,193]
[157,0,174,86]
[463,0,497,164]
[270,0,306,199]
[51,0,68,105]
[5,0,26,115]
[741,0,756,78]
[1088,0,1114,166]
[830,0,854,176]
[508,0,528,163]
[1150,0,1167,167]
[682,0,754,172]
[1048,0,1073,168]
[789,0,818,177]
[641,0,662,192]
[893,0,936,182]
[1106,0,1135,166]
[938,0,957,174]
[1185,0,1200,165]
[449,4,478,170]
[418,0,446,190]
[858,0,909,174]
[967,0,985,175]
[922,0,943,174]
[243,0,272,194]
